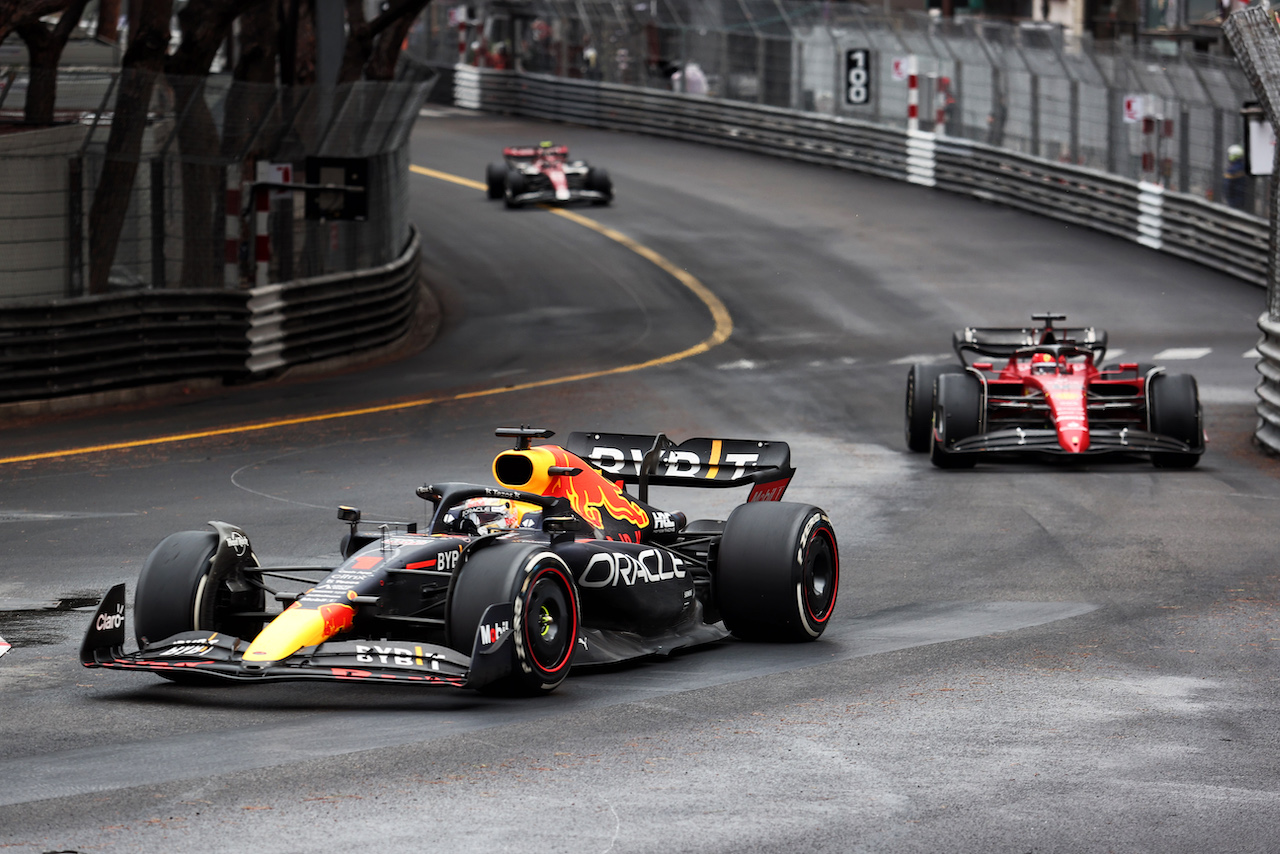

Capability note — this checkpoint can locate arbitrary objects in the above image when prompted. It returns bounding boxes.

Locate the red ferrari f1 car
[485,142,613,208]
[82,428,838,696]
[905,313,1205,469]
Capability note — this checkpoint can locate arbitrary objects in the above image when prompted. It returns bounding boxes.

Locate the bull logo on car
[318,602,355,636]
[548,448,650,531]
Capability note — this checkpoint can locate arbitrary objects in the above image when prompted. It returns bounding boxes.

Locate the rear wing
[504,145,569,159]
[564,431,794,502]
[953,325,1107,364]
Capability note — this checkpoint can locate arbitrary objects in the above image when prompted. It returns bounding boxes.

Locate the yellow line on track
[2,166,733,466]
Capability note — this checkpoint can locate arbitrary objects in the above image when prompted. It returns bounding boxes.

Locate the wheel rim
[801,530,837,623]
[524,567,575,674]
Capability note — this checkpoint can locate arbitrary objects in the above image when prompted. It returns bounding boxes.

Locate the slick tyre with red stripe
[716,503,839,642]
[449,543,580,695]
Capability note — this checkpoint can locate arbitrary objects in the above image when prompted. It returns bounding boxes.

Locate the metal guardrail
[461,67,1270,292]
[1224,6,1280,455]
[246,227,421,374]
[0,291,249,403]
[1,227,421,403]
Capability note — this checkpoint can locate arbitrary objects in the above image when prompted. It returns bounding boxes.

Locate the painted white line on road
[890,353,951,365]
[1198,386,1258,405]
[1152,347,1212,360]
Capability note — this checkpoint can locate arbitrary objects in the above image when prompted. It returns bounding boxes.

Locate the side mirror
[543,513,586,544]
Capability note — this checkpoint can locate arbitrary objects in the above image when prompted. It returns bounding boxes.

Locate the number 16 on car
[845,49,871,107]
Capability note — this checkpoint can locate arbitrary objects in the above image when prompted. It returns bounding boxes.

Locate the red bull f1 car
[485,142,613,208]
[905,313,1205,469]
[82,428,838,696]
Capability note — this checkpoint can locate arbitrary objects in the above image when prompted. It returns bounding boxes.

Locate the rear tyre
[930,372,982,469]
[134,529,265,683]
[905,363,962,452]
[449,544,579,695]
[485,162,506,199]
[1149,372,1202,468]
[586,166,613,204]
[716,503,839,642]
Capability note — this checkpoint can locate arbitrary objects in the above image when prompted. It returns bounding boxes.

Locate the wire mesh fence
[412,0,1260,215]
[0,69,429,303]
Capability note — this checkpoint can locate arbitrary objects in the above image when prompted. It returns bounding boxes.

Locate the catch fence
[0,70,428,303]
[412,0,1260,214]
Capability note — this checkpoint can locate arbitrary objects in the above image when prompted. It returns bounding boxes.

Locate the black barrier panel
[304,156,369,221]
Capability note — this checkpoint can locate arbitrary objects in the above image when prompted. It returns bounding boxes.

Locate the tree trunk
[340,0,428,83]
[11,0,91,125]
[224,0,279,159]
[367,0,429,81]
[166,0,255,289]
[0,0,68,46]
[18,28,59,125]
[87,0,172,295]
[293,0,317,85]
[96,0,121,41]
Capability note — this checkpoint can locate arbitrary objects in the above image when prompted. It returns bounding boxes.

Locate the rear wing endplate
[565,432,794,502]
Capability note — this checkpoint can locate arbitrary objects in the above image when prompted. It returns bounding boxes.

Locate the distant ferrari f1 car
[905,313,1205,469]
[485,142,613,208]
[82,428,838,696]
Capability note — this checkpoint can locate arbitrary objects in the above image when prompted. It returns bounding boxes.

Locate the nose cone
[1059,426,1090,453]
[242,602,354,664]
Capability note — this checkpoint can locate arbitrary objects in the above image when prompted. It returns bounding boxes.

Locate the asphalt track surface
[1,110,1278,853]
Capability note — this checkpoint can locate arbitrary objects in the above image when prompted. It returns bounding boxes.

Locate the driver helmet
[1031,352,1057,373]
[448,497,540,535]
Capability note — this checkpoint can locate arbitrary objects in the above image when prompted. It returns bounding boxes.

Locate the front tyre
[716,503,839,642]
[485,162,507,199]
[586,166,613,205]
[133,527,265,682]
[504,169,526,208]
[449,544,580,695]
[905,363,962,452]
[930,372,982,469]
[1149,372,1203,469]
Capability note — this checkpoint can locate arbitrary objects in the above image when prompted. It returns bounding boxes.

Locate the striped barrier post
[907,55,919,133]
[255,181,270,287]
[224,166,240,288]
[935,75,950,136]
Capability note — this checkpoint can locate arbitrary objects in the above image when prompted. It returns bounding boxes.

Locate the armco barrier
[0,291,250,403]
[246,227,422,374]
[0,227,420,404]
[462,67,1271,288]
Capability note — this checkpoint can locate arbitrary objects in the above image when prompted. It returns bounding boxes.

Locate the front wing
[509,188,609,206]
[80,584,519,690]
[947,427,1203,457]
